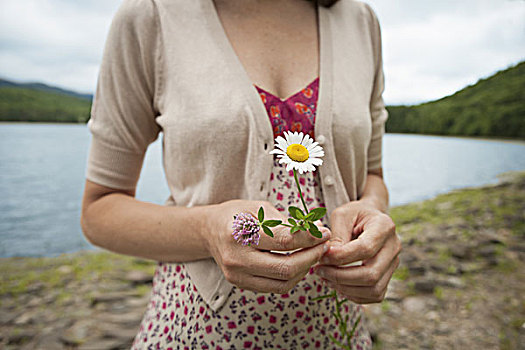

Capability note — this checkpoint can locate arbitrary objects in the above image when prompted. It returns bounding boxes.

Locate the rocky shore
[1,172,524,349]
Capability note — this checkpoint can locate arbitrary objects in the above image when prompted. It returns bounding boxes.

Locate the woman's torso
[132,77,372,350]
[87,2,386,346]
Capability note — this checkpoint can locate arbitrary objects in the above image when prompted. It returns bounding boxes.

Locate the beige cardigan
[86,0,388,312]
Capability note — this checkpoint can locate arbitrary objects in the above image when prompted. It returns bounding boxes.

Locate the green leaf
[308,207,327,221]
[263,219,281,227]
[349,315,362,339]
[329,334,344,347]
[303,221,310,230]
[290,225,301,234]
[288,206,305,220]
[310,293,334,301]
[308,223,323,238]
[262,225,274,237]
[288,218,297,226]
[258,207,264,222]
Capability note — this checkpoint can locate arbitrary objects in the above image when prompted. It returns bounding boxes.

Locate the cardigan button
[324,176,335,186]
[317,135,326,145]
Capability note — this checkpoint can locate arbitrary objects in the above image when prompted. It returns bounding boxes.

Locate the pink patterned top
[256,78,327,215]
[131,78,372,349]
[256,78,318,140]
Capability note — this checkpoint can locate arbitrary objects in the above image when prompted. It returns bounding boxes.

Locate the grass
[0,251,156,299]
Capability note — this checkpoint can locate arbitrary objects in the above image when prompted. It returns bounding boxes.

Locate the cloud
[367,0,525,104]
[0,0,524,104]
[0,0,121,93]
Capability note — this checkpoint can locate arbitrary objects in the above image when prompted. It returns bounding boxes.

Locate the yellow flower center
[286,144,309,162]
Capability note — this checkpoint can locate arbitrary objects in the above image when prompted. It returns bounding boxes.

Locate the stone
[96,311,144,327]
[126,295,150,307]
[0,310,19,325]
[34,334,64,350]
[437,201,453,211]
[414,279,437,294]
[426,310,440,322]
[78,338,131,350]
[398,327,409,337]
[27,296,44,308]
[101,322,139,340]
[401,250,420,264]
[443,276,465,289]
[60,320,92,346]
[478,230,504,245]
[42,291,58,304]
[477,245,498,258]
[125,270,153,285]
[402,296,427,313]
[24,281,45,294]
[386,303,403,317]
[408,264,427,276]
[458,262,484,274]
[14,310,38,325]
[450,244,473,260]
[8,331,34,345]
[57,265,73,274]
[91,292,135,305]
[385,280,404,302]
[435,323,451,335]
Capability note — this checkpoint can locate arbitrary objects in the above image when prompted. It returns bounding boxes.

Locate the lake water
[1,123,524,258]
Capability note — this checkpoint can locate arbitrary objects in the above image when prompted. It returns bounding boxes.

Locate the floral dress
[132,78,372,349]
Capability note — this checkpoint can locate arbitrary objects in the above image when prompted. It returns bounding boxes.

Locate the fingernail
[322,230,331,239]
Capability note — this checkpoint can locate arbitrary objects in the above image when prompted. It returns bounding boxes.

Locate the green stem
[293,169,309,214]
[310,290,360,349]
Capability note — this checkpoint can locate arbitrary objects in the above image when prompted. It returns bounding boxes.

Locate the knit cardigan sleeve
[364,3,388,171]
[86,0,162,190]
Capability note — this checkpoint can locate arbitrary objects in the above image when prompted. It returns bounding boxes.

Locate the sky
[0,0,524,105]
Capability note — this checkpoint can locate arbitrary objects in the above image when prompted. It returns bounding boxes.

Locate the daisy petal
[303,136,314,149]
[269,149,286,156]
[310,158,323,166]
[306,142,320,151]
[309,150,325,158]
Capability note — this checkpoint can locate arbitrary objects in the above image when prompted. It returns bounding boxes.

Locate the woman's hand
[204,200,331,294]
[314,200,401,304]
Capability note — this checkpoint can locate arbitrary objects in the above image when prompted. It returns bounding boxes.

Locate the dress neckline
[254,77,319,102]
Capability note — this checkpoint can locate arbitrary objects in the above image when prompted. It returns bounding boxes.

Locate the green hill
[386,61,525,139]
[1,61,524,138]
[0,81,91,123]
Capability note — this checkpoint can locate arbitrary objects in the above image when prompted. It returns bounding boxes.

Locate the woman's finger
[256,225,331,251]
[243,241,328,281]
[327,254,399,301]
[314,233,400,286]
[321,217,395,266]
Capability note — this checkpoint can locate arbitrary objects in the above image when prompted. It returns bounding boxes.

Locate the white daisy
[269,131,325,174]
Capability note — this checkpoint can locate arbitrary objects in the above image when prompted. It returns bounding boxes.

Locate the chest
[212,0,319,100]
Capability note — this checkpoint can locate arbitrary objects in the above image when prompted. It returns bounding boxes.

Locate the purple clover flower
[232,212,261,246]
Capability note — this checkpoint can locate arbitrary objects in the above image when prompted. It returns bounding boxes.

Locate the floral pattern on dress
[255,77,319,139]
[131,78,372,350]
